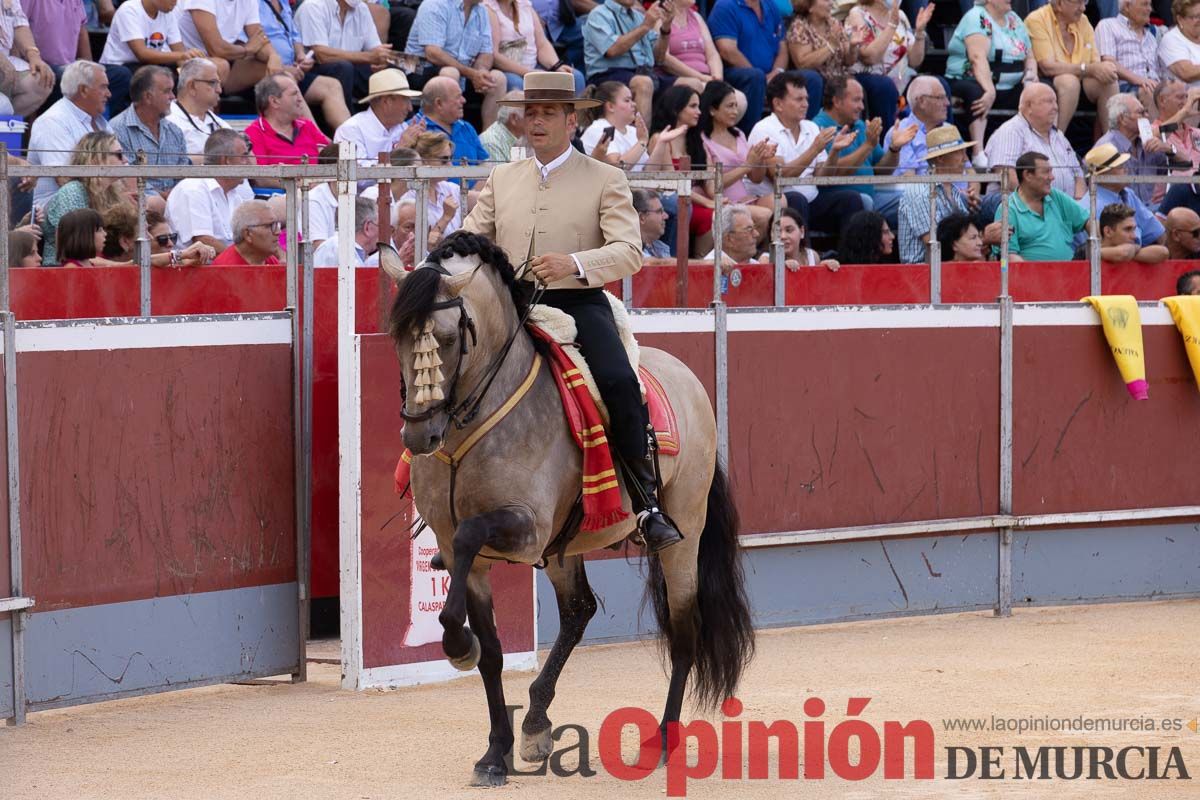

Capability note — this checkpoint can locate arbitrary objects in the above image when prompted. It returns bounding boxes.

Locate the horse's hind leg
[519,554,596,764]
[653,540,702,758]
[464,569,514,787]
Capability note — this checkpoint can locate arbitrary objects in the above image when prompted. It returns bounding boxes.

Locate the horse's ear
[378,243,408,284]
[443,268,474,297]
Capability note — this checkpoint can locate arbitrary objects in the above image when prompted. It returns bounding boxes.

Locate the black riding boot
[622,453,683,553]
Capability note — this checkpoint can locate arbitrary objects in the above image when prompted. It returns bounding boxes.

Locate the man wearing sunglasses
[211,200,283,265]
[1164,207,1200,261]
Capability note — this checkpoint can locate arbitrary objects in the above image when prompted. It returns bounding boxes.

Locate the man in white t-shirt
[296,0,395,101]
[100,0,205,70]
[178,0,282,94]
[166,128,256,247]
[0,0,54,116]
[748,71,863,235]
[165,57,233,161]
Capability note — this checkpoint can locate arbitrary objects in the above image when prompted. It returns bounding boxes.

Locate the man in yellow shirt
[1026,0,1119,132]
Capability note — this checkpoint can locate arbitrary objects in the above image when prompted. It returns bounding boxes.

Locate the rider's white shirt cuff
[571,254,584,279]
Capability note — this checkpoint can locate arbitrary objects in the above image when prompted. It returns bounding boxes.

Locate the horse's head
[381,232,530,455]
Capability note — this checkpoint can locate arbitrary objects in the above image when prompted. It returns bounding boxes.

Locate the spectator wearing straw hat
[998,150,1089,262]
[110,66,192,197]
[1096,202,1169,263]
[334,69,423,166]
[898,125,985,263]
[1078,142,1166,246]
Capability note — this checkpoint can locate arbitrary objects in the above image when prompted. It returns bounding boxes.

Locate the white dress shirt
[534,147,586,277]
[334,107,407,166]
[306,182,338,243]
[311,232,379,267]
[165,100,232,158]
[179,0,261,53]
[166,178,254,244]
[295,0,381,50]
[748,113,827,202]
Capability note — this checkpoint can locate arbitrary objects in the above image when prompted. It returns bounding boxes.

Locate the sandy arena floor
[2,600,1198,799]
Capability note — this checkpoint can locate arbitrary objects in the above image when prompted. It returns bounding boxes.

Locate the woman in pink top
[659,0,746,118]
[483,0,584,93]
[698,81,777,244]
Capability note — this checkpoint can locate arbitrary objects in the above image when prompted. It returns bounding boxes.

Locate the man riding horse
[462,71,682,552]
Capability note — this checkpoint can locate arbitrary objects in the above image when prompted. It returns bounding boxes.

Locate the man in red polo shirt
[244,73,330,167]
[212,199,284,265]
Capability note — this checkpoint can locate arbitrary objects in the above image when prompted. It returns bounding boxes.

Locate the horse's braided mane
[388,231,535,344]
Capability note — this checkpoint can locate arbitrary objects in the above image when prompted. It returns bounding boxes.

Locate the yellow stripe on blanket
[1081,295,1148,400]
[1162,295,1200,393]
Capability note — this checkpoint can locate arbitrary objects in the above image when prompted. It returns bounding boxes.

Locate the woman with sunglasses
[101,207,217,266]
[42,132,138,265]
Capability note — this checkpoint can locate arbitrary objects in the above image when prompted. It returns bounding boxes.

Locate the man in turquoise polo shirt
[997,151,1089,262]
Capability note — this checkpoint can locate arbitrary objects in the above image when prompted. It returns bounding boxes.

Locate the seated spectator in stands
[708,0,786,134]
[9,230,40,267]
[786,0,856,124]
[28,61,111,209]
[166,128,255,248]
[699,81,775,242]
[110,66,192,197]
[312,196,380,266]
[1158,0,1200,90]
[649,85,713,247]
[1154,81,1200,193]
[406,131,462,246]
[25,0,133,115]
[771,205,839,269]
[936,212,986,262]
[1081,143,1166,245]
[1096,0,1162,114]
[57,208,123,267]
[359,145,417,202]
[307,142,341,247]
[580,83,649,168]
[41,132,133,265]
[179,0,284,94]
[812,75,911,227]
[245,74,331,168]
[582,0,673,125]
[1097,202,1169,262]
[403,76,489,165]
[1164,206,1200,258]
[529,0,589,76]
[898,125,998,263]
[211,199,282,264]
[885,76,950,175]
[404,0,507,129]
[166,58,232,161]
[295,0,393,105]
[632,188,671,258]
[984,82,1085,205]
[843,0,934,134]
[945,0,1037,165]
[0,0,54,116]
[663,0,740,102]
[101,204,217,264]
[999,150,1088,262]
[257,0,353,127]
[479,91,525,161]
[1160,175,1200,215]
[837,209,895,264]
[334,69,422,165]
[1026,0,1119,133]
[391,195,417,265]
[100,0,206,73]
[1178,268,1200,293]
[703,203,760,265]
[749,71,862,237]
[1095,93,1169,207]
[483,0,583,93]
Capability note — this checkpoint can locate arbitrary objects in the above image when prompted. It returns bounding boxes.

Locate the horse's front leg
[464,568,512,786]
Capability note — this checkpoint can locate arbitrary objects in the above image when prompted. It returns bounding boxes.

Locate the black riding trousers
[538,288,649,462]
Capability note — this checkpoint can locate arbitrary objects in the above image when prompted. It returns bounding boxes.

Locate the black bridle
[399,261,545,431]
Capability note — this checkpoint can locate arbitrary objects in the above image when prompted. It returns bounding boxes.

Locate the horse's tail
[646,461,755,711]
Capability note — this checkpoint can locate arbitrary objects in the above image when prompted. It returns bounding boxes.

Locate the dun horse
[382,233,754,787]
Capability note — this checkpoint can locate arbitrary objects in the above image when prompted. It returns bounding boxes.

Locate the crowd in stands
[1,0,1200,284]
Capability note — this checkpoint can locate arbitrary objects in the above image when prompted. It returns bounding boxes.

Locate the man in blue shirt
[401,75,489,167]
[405,0,507,128]
[707,0,788,134]
[1076,143,1165,248]
[531,0,593,75]
[582,0,672,124]
[811,76,910,228]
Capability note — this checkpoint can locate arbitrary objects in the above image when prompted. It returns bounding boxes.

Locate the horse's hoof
[520,723,553,763]
[470,764,508,787]
[448,629,481,671]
